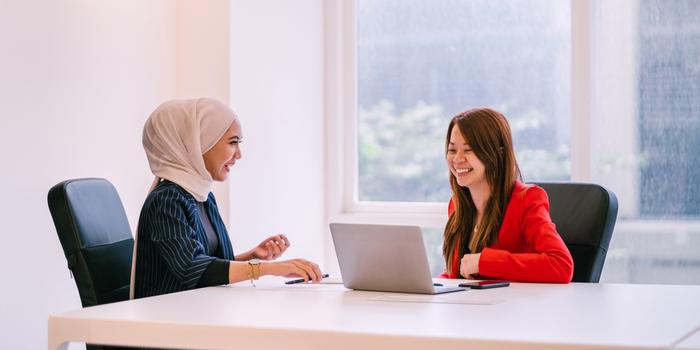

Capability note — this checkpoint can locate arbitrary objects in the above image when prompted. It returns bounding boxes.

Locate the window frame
[324,0,700,222]
[325,0,591,227]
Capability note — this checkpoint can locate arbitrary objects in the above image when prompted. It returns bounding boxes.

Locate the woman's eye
[447,149,456,153]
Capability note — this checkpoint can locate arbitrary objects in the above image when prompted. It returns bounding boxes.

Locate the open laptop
[330,223,465,295]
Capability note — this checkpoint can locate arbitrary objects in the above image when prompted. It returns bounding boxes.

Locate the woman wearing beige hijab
[131,98,322,298]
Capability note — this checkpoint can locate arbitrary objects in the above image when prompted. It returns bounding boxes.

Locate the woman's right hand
[262,259,323,283]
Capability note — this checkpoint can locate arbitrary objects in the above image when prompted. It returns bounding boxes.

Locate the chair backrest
[532,182,618,283]
[48,178,133,307]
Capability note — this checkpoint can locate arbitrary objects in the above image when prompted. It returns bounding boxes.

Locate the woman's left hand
[252,234,290,260]
[460,253,481,278]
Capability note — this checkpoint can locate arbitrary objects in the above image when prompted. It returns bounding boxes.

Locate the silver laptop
[330,223,465,295]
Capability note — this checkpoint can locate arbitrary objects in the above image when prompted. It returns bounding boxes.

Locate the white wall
[228,0,326,266]
[175,0,233,225]
[0,1,326,348]
[0,1,177,349]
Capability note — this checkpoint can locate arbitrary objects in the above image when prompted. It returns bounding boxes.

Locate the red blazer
[440,181,573,283]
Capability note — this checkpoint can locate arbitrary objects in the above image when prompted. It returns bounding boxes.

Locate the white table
[48,278,700,350]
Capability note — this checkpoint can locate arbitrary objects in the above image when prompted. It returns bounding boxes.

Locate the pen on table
[285,274,330,284]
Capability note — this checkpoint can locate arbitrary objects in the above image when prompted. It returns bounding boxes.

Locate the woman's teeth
[456,168,473,174]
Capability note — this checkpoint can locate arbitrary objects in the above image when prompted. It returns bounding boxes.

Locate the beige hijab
[142,98,236,201]
[130,98,236,299]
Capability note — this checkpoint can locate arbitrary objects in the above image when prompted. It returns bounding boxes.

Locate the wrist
[237,250,255,261]
[244,259,262,287]
[248,252,257,260]
[228,261,234,283]
[474,253,482,274]
[259,261,272,276]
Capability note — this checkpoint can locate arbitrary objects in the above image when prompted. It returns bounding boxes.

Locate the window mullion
[571,0,592,181]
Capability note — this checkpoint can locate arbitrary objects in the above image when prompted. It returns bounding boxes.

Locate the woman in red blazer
[440,108,573,283]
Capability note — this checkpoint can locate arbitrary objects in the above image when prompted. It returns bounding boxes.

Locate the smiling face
[203,120,243,182]
[446,124,487,189]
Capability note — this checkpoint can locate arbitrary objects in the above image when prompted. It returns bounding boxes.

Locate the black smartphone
[458,280,510,289]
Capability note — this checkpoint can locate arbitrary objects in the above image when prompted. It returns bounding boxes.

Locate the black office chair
[49,178,135,350]
[48,178,134,307]
[532,182,618,283]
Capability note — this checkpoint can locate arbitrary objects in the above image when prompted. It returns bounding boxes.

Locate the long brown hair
[442,108,521,275]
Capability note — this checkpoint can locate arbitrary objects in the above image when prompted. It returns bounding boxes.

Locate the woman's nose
[452,152,466,162]
[235,147,242,160]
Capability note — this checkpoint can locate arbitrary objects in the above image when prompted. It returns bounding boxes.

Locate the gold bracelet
[252,264,260,280]
[246,263,255,287]
[248,259,261,287]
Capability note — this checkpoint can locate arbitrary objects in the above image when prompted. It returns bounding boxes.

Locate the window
[327,0,700,282]
[358,0,571,203]
[591,0,700,284]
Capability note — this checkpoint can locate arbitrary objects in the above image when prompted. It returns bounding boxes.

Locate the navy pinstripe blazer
[134,180,235,298]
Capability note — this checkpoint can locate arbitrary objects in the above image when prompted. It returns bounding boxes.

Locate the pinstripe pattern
[134,180,234,298]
